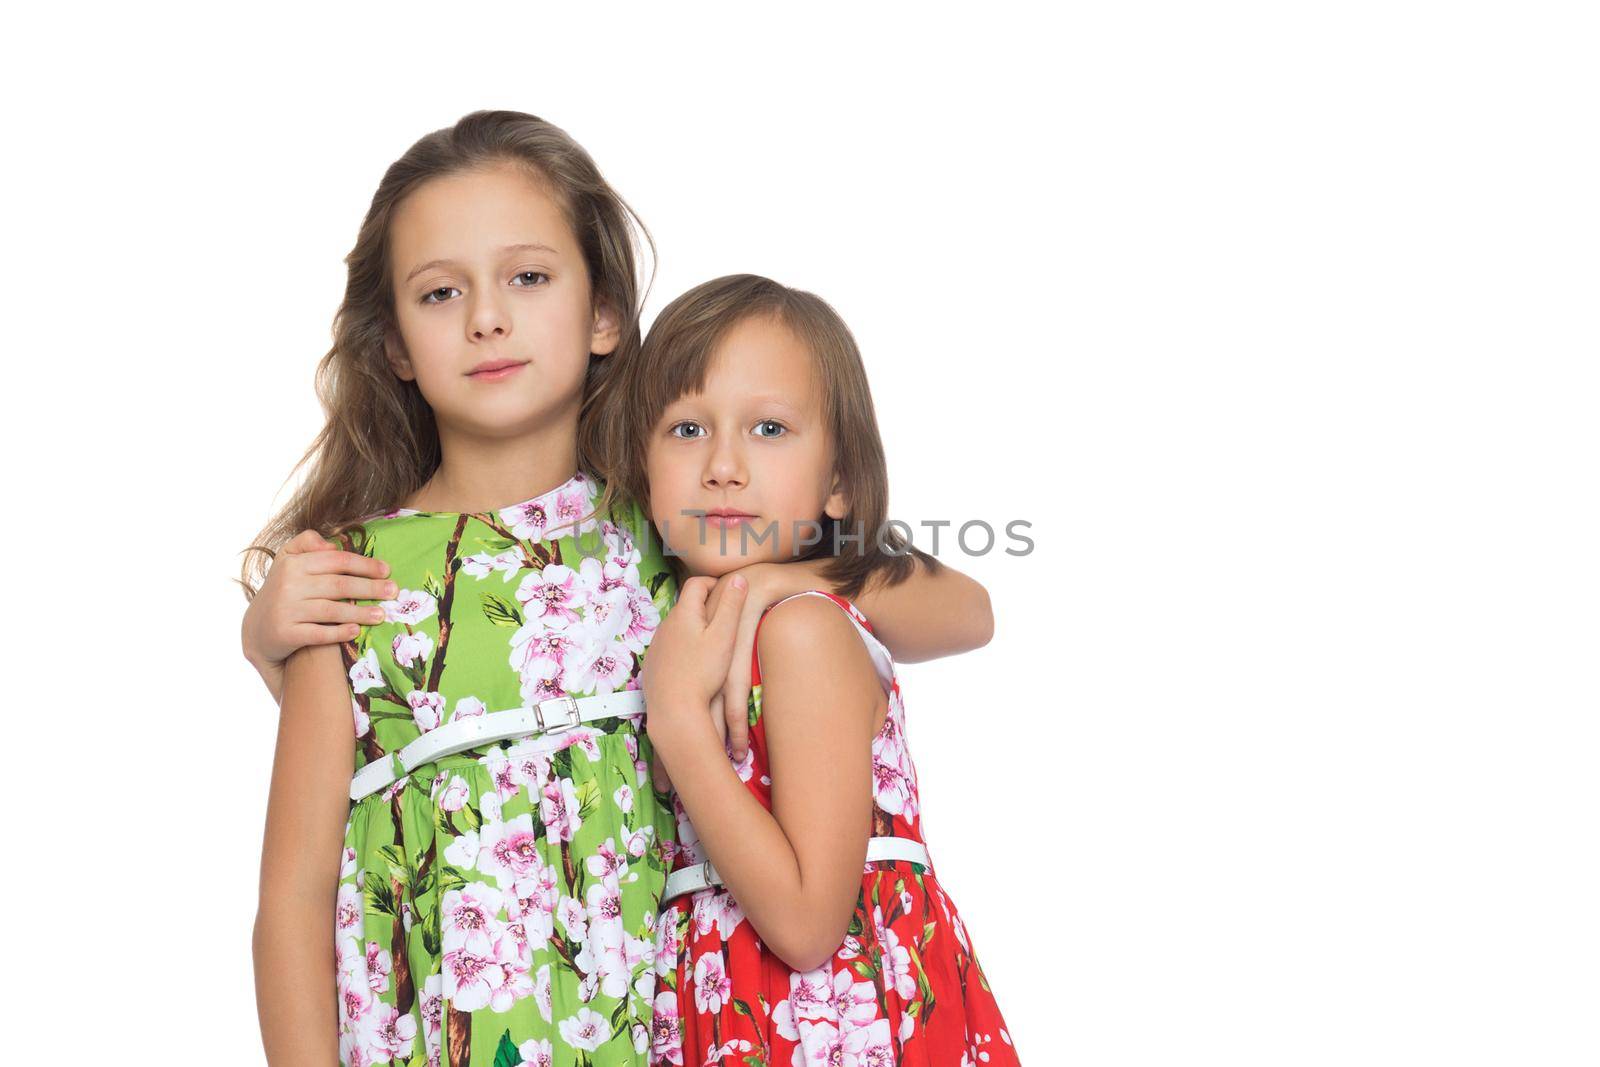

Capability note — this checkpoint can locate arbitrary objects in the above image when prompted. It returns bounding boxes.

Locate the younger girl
[618,275,1022,1066]
[243,112,996,1067]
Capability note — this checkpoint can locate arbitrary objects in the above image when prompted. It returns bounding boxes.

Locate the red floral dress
[649,590,1020,1066]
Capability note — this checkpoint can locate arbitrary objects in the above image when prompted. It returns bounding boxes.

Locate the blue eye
[753,420,786,438]
[512,271,549,287]
[670,422,705,440]
[421,286,460,305]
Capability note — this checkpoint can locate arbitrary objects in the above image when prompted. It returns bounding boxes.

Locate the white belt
[349,692,644,801]
[662,837,931,902]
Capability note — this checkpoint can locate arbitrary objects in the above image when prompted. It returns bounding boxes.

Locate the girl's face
[384,162,619,438]
[645,313,848,578]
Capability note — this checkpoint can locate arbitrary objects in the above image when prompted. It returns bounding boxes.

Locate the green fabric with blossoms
[333,472,678,1067]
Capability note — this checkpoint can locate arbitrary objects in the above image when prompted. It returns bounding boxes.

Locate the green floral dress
[332,471,678,1067]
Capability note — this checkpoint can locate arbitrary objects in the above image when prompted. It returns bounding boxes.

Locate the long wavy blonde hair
[239,110,652,597]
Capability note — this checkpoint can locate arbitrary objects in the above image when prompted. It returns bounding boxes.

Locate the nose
[466,287,511,341]
[703,435,747,490]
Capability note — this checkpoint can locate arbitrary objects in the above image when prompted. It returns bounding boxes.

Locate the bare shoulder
[756,594,881,697]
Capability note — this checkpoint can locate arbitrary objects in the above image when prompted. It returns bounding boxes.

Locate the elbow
[766,910,854,974]
[969,584,994,649]
[770,935,841,976]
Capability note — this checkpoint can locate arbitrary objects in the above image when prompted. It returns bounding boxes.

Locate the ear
[590,300,622,357]
[383,328,416,382]
[823,472,849,521]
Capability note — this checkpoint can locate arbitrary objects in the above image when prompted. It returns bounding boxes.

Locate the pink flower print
[381,588,437,626]
[828,970,879,1026]
[368,1001,418,1060]
[509,624,575,680]
[486,943,534,1012]
[437,775,469,813]
[364,940,392,994]
[508,869,558,944]
[787,969,833,1021]
[453,695,486,720]
[443,830,479,870]
[440,882,504,954]
[585,878,624,929]
[692,952,731,1014]
[583,584,634,644]
[477,813,545,887]
[351,697,370,739]
[461,549,523,582]
[614,783,635,813]
[533,963,553,1023]
[561,639,635,696]
[576,937,630,1000]
[335,884,363,935]
[556,896,588,943]
[618,587,661,655]
[653,906,682,973]
[899,1011,915,1045]
[559,728,603,763]
[836,934,863,961]
[870,730,917,822]
[520,671,567,706]
[842,1018,895,1067]
[420,973,443,1042]
[340,846,358,878]
[558,1007,611,1053]
[600,518,640,568]
[501,497,554,542]
[391,629,434,669]
[626,826,654,858]
[349,648,384,694]
[517,1037,555,1067]
[441,945,504,1012]
[407,690,444,733]
[793,1019,843,1066]
[508,749,552,790]
[585,837,625,878]
[483,749,522,802]
[878,924,917,1000]
[578,555,632,597]
[540,777,582,843]
[547,479,595,539]
[516,564,586,627]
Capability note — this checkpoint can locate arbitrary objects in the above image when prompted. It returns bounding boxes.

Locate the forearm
[656,715,848,970]
[849,559,994,662]
[253,902,339,1064]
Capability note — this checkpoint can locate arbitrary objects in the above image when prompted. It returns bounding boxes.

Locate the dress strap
[761,590,895,695]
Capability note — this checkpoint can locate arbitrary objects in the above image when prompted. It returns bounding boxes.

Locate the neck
[412,414,583,514]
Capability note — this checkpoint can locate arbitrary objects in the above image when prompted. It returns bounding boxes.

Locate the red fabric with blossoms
[649,590,1020,1067]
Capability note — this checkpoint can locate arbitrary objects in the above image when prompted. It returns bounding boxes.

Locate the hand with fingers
[642,573,750,773]
[241,529,399,703]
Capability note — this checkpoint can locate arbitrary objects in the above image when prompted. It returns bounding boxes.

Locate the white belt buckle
[537,696,580,733]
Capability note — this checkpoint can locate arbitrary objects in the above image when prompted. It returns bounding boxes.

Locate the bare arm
[242,530,396,703]
[253,642,354,1065]
[713,554,993,760]
[646,583,881,972]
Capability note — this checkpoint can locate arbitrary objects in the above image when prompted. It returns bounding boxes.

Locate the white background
[4,2,1596,1063]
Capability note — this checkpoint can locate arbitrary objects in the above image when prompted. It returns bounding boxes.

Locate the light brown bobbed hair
[238,110,652,597]
[601,274,939,599]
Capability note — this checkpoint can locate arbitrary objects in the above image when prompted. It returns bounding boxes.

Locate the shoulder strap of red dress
[756,589,895,695]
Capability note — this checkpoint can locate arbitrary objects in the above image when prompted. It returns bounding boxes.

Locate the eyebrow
[403,243,561,285]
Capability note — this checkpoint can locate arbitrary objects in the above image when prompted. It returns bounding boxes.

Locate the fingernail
[369,609,385,623]
[731,575,746,590]
[384,583,398,597]
[380,562,391,576]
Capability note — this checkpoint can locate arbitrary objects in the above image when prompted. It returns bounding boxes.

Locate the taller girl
[245,111,995,1067]
[249,111,677,1067]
